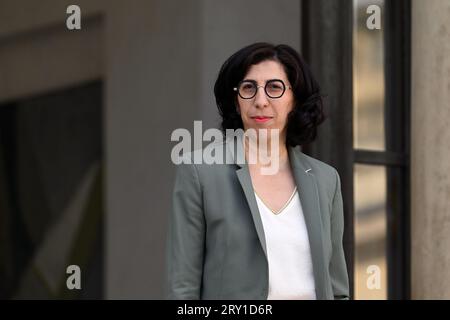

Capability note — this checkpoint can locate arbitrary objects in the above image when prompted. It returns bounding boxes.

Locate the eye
[240,82,255,91]
[267,81,284,92]
[268,83,282,90]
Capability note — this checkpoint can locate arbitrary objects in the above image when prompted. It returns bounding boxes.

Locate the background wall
[0,0,301,299]
[411,0,450,299]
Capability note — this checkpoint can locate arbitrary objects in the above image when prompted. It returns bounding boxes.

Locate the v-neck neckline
[254,186,298,215]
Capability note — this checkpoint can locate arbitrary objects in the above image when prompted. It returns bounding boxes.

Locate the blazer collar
[225,130,328,299]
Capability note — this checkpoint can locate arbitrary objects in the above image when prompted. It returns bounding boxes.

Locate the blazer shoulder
[173,138,231,184]
[295,150,340,197]
[175,137,228,165]
[297,151,339,177]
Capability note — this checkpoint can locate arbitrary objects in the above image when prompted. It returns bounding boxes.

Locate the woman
[166,43,349,300]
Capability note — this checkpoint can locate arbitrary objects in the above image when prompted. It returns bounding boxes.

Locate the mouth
[251,116,273,123]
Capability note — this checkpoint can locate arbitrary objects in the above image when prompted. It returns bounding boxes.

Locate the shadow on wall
[0,81,104,299]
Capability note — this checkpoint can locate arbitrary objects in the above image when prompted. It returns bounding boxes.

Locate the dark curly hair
[214,42,325,147]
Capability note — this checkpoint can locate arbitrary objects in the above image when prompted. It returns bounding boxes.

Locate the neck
[244,133,290,170]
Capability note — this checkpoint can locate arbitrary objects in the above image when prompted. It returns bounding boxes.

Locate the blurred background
[0,0,449,299]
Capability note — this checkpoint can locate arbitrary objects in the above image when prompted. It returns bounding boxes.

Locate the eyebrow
[241,78,284,83]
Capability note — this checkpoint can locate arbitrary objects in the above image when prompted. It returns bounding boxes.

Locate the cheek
[238,100,251,114]
[277,100,295,118]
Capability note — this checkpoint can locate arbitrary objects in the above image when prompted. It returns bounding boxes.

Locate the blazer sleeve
[165,162,205,299]
[329,169,350,300]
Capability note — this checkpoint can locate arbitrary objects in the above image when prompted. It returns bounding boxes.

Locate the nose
[253,86,269,108]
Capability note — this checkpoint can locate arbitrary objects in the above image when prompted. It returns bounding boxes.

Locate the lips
[251,116,273,123]
[251,116,273,119]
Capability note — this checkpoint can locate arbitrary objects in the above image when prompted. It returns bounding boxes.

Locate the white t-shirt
[254,187,317,300]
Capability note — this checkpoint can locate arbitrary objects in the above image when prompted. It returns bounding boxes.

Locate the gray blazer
[165,132,349,300]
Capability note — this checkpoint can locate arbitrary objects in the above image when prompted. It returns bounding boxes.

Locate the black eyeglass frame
[233,79,292,99]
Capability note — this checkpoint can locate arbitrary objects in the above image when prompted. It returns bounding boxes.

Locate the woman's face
[236,60,295,138]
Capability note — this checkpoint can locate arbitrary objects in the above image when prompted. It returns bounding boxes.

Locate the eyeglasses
[233,79,291,99]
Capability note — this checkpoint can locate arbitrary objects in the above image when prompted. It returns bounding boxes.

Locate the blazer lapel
[226,131,268,257]
[236,166,268,257]
[288,146,328,299]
